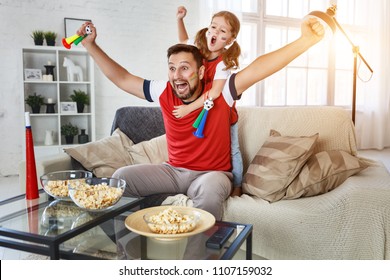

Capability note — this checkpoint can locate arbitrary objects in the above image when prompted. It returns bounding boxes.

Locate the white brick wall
[0,0,199,177]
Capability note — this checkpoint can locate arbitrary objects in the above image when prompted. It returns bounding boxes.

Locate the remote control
[206,227,235,249]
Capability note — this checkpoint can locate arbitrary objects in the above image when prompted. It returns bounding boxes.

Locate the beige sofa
[20,106,390,259]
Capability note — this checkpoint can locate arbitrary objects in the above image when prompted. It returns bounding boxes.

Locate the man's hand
[177,6,187,20]
[77,22,96,47]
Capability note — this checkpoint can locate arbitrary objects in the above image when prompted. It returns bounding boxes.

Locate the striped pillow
[242,130,319,202]
[284,150,368,199]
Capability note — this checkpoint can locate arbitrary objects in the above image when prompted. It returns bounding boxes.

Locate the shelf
[22,46,95,158]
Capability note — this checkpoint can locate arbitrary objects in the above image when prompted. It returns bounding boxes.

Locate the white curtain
[199,0,390,150]
[198,0,242,28]
[354,0,390,149]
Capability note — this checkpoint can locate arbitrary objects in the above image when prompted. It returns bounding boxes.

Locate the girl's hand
[177,6,187,20]
[173,105,190,118]
[231,187,242,197]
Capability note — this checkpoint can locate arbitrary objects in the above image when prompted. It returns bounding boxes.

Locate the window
[236,0,371,108]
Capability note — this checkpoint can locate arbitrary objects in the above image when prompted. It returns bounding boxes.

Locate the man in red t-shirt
[121,45,236,220]
[77,18,324,219]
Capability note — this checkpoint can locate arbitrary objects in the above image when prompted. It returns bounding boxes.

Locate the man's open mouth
[175,81,189,93]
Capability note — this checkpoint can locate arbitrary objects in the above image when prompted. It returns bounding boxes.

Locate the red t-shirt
[144,76,238,171]
[203,56,238,125]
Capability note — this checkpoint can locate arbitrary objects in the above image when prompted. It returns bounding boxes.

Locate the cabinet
[22,46,95,158]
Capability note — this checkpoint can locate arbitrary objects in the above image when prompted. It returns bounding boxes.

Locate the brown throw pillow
[284,150,369,199]
[242,129,319,202]
[64,128,134,177]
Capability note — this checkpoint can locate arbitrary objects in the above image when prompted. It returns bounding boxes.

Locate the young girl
[175,6,243,194]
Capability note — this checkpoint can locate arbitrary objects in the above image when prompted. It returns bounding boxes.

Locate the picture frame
[64,17,92,38]
[60,102,77,114]
[24,69,42,81]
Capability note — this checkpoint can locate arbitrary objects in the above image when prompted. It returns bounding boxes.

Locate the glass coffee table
[0,191,252,260]
[0,190,144,259]
[60,212,253,260]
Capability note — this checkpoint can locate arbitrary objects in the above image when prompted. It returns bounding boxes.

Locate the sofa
[20,106,390,260]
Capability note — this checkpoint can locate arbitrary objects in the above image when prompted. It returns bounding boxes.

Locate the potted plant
[44,31,57,46]
[61,122,78,144]
[25,93,45,113]
[70,89,89,113]
[31,30,44,45]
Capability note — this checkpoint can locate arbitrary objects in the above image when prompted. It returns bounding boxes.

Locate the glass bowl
[40,200,83,235]
[40,170,93,200]
[143,207,200,234]
[68,177,125,211]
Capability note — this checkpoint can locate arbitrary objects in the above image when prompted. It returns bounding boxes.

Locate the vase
[44,130,54,145]
[44,65,56,81]
[34,39,44,46]
[76,102,85,113]
[78,129,89,144]
[65,135,74,144]
[46,40,55,46]
[45,103,55,113]
[31,105,40,114]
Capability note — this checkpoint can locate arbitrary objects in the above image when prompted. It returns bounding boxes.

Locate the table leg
[49,243,60,259]
[246,232,252,260]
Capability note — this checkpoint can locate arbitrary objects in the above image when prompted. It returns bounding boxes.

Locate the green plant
[31,30,44,44]
[44,31,57,45]
[70,89,89,105]
[61,122,79,136]
[25,93,44,107]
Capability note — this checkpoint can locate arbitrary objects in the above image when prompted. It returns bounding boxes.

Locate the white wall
[0,0,199,177]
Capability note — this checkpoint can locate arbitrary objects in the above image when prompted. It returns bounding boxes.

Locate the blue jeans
[230,123,243,188]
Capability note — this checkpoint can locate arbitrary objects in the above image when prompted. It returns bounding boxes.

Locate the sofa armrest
[18,153,72,193]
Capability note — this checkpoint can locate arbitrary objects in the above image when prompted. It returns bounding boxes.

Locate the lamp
[308,5,373,124]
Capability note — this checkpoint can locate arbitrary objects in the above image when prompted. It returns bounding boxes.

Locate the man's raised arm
[78,22,146,99]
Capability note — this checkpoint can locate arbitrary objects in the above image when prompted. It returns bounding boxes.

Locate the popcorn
[69,182,124,210]
[145,207,197,234]
[45,179,85,198]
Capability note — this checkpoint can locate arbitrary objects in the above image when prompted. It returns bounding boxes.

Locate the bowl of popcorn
[68,177,125,211]
[40,170,93,201]
[143,207,200,234]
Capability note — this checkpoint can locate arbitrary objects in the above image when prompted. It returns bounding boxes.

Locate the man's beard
[172,82,200,101]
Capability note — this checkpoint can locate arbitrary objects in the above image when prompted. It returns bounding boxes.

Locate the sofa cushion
[64,128,134,177]
[128,134,168,164]
[242,129,319,202]
[284,150,369,199]
[111,106,165,144]
[236,106,358,174]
